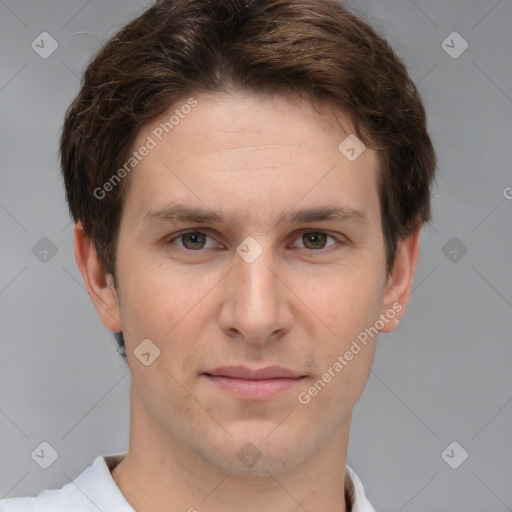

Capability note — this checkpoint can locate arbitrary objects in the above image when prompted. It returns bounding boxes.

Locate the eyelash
[165,229,346,254]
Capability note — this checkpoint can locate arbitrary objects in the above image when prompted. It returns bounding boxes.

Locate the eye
[165,229,343,254]
[292,231,340,250]
[168,231,219,251]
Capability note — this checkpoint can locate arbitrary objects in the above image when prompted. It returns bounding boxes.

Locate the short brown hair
[61,0,436,358]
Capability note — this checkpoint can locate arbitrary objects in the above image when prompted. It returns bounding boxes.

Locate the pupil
[304,232,326,249]
[184,232,205,249]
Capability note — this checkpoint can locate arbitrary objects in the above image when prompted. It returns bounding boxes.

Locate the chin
[198,426,310,476]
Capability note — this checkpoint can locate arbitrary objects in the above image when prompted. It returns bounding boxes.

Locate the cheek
[117,256,186,323]
[297,273,381,418]
[294,265,383,403]
[116,257,218,356]
[303,264,385,342]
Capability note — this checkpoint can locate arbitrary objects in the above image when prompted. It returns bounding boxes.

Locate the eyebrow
[140,203,369,230]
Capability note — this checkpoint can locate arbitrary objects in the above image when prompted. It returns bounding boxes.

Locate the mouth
[202,366,306,400]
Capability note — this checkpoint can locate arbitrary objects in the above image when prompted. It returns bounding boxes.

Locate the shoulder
[0,484,95,511]
[345,464,377,512]
[0,453,129,512]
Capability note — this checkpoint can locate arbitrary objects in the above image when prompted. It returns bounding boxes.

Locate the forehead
[122,91,381,228]
[154,91,357,154]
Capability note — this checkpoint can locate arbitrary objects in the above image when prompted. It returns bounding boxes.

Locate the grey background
[1,0,511,511]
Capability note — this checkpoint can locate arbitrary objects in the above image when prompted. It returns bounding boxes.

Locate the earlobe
[379,228,422,333]
[73,222,123,332]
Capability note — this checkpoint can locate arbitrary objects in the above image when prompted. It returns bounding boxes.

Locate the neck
[111,388,351,512]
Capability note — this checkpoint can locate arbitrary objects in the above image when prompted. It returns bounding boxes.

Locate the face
[81,91,413,475]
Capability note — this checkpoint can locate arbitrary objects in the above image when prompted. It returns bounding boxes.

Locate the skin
[74,91,421,512]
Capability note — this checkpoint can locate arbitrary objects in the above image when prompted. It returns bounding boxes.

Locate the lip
[203,366,305,400]
[206,365,303,380]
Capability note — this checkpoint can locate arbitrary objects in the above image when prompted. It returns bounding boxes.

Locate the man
[0,0,436,510]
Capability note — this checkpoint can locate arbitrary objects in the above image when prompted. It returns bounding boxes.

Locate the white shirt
[0,452,376,512]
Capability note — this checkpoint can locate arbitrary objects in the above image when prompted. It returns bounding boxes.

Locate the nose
[217,246,293,347]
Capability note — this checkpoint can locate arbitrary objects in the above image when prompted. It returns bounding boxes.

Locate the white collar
[73,452,376,512]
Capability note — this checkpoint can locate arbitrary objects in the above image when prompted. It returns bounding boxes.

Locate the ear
[73,222,122,332]
[379,227,422,333]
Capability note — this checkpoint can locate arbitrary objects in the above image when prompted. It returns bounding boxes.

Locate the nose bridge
[234,246,278,312]
[219,242,290,341]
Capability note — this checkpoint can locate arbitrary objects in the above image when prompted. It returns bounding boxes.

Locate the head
[63,0,435,475]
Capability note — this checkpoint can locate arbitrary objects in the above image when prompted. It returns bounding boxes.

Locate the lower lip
[204,375,304,400]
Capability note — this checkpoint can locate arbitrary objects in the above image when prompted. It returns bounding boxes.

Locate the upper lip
[204,366,303,380]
